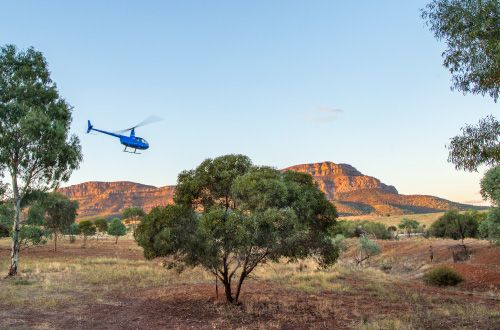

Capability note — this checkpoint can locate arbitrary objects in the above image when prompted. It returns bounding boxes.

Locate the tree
[44,193,78,252]
[354,237,381,266]
[107,218,126,244]
[447,116,500,172]
[0,45,82,276]
[478,207,500,245]
[93,218,109,241]
[78,221,96,248]
[122,207,145,234]
[398,218,421,238]
[64,222,80,243]
[430,210,479,244]
[480,165,500,206]
[422,0,500,101]
[135,155,341,304]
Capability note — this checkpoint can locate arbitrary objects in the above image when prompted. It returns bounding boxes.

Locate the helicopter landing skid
[123,146,141,154]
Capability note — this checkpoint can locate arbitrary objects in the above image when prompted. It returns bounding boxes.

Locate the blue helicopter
[86,116,161,153]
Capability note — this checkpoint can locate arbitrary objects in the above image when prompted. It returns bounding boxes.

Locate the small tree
[78,221,96,248]
[122,207,145,234]
[44,192,78,252]
[93,218,108,241]
[354,236,381,265]
[398,218,421,238]
[430,211,479,245]
[107,218,127,244]
[136,155,341,304]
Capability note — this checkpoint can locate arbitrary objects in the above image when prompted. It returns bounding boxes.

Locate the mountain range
[60,161,482,219]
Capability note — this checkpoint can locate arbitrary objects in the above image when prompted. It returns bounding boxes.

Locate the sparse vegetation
[354,237,381,265]
[430,210,480,244]
[336,220,392,239]
[423,266,463,286]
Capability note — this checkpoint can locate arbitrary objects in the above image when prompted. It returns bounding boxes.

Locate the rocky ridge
[60,161,481,218]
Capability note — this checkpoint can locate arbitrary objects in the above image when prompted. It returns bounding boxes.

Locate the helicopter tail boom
[87,120,93,133]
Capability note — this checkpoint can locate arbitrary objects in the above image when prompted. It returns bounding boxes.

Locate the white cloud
[306,107,343,123]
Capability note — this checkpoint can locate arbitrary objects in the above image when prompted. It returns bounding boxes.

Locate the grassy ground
[0,236,499,329]
[340,211,448,227]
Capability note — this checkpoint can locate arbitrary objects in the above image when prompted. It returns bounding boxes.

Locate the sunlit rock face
[61,162,482,218]
[59,181,175,219]
[283,162,398,200]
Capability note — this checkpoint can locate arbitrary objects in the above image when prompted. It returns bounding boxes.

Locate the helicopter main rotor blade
[114,115,163,133]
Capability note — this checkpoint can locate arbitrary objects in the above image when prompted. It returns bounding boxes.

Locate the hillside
[60,161,483,218]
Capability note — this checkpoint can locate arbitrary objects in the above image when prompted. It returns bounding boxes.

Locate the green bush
[423,266,463,286]
[0,222,9,237]
[335,220,391,239]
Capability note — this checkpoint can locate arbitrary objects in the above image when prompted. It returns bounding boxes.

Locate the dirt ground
[0,237,499,329]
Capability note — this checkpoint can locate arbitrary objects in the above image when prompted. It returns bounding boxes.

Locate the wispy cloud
[306,107,343,123]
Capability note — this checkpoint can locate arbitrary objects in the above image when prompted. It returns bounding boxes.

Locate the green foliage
[398,218,421,237]
[136,154,340,303]
[354,236,381,265]
[122,207,145,220]
[480,165,500,206]
[78,221,96,237]
[64,222,80,235]
[0,202,14,231]
[478,207,500,245]
[94,218,109,234]
[107,218,127,243]
[0,44,82,275]
[423,266,464,286]
[18,225,49,247]
[25,202,45,226]
[447,116,500,172]
[0,222,9,237]
[422,0,500,101]
[430,210,479,241]
[335,220,392,239]
[43,193,78,232]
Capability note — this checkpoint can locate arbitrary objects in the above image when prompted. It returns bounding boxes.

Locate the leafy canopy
[422,0,500,101]
[0,44,82,194]
[107,218,127,238]
[78,220,96,237]
[94,218,109,233]
[136,154,340,303]
[430,210,480,240]
[447,115,499,172]
[480,165,500,206]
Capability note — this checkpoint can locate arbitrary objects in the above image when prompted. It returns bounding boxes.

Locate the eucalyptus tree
[0,45,82,276]
[136,154,341,304]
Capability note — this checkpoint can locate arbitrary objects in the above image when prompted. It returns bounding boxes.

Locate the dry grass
[0,237,499,329]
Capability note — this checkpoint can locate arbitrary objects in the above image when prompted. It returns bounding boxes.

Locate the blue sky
[1,1,497,204]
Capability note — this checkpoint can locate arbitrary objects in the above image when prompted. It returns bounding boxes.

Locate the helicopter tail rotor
[87,120,93,134]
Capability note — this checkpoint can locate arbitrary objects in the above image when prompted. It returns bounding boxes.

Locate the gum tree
[136,155,341,304]
[107,218,127,244]
[0,45,82,276]
[44,192,78,252]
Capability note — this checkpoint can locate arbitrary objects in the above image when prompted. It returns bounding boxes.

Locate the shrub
[423,266,463,286]
[354,236,381,265]
[335,220,391,239]
[398,218,420,237]
[430,210,479,243]
[478,207,500,245]
[0,222,9,237]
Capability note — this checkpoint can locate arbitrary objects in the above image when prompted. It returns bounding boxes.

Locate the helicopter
[86,116,161,154]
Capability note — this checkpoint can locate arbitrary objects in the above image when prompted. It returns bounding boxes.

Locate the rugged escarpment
[59,181,175,219]
[61,161,482,218]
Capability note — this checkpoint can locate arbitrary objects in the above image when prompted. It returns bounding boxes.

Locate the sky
[1,1,497,204]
